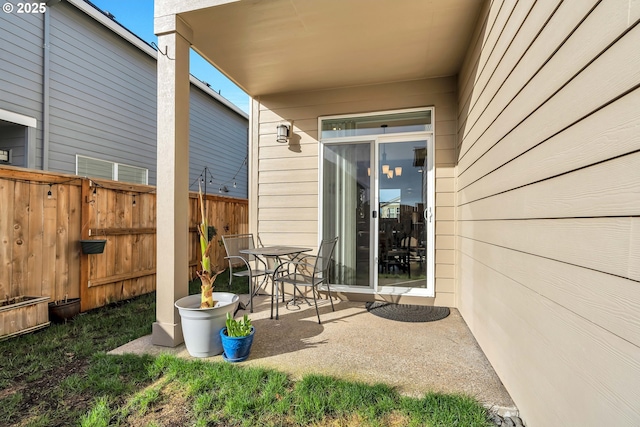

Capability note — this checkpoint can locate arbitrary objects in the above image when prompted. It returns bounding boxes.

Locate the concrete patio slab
[110,295,516,414]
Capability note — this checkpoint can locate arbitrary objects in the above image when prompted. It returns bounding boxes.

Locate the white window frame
[318,106,435,297]
[75,154,149,185]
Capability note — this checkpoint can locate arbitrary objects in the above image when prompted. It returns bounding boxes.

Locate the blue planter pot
[175,293,239,358]
[220,326,255,362]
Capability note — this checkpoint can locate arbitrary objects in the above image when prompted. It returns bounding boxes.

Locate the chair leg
[249,275,254,313]
[275,279,280,320]
[311,287,321,324]
[327,284,335,312]
[270,278,275,319]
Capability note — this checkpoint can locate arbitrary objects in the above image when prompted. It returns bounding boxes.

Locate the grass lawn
[0,270,493,426]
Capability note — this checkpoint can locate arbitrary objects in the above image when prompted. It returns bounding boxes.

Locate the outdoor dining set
[221,234,339,324]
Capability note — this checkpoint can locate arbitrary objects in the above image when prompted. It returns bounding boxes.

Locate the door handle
[423,207,432,223]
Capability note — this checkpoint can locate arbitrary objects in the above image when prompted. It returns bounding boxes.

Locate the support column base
[152,321,184,347]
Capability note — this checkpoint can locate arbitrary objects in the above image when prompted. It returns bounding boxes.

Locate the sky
[89,0,250,114]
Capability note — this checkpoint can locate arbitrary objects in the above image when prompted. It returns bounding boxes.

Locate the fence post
[79,178,91,312]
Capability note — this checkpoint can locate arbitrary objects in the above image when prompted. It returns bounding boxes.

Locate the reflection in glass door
[322,143,371,287]
[320,108,434,295]
[377,140,428,289]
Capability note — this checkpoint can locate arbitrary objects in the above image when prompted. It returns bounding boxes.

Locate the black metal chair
[272,236,338,324]
[221,234,271,313]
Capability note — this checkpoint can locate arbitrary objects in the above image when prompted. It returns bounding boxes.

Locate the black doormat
[365,302,450,323]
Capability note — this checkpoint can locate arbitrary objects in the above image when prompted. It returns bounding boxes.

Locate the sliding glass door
[377,139,429,289]
[321,108,434,296]
[322,142,371,287]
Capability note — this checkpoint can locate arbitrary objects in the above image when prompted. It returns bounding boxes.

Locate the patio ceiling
[177,0,484,96]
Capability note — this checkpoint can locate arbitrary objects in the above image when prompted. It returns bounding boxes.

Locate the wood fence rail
[0,166,248,312]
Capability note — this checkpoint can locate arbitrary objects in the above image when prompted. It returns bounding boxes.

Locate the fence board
[27,184,44,298]
[0,179,15,298]
[0,167,248,312]
[55,184,70,301]
[41,184,57,301]
[68,185,81,300]
[12,181,29,296]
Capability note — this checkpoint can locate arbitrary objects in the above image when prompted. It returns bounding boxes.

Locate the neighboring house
[0,0,248,196]
[152,1,640,426]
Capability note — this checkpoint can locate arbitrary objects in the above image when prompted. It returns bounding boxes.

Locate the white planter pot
[175,292,239,357]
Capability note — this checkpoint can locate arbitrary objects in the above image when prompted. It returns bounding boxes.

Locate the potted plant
[220,312,255,362]
[48,294,81,323]
[174,183,239,357]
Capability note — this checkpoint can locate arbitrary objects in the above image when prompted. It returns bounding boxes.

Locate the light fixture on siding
[276,122,290,143]
[395,167,402,176]
[0,149,10,163]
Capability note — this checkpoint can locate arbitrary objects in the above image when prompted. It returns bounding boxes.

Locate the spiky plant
[195,182,222,308]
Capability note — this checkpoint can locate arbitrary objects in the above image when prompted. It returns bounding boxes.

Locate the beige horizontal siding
[257,194,318,209]
[460,1,638,182]
[435,166,455,178]
[459,88,640,204]
[259,169,318,184]
[458,0,535,134]
[435,277,455,293]
[257,232,318,249]
[259,220,318,234]
[435,235,455,250]
[457,0,509,113]
[459,0,598,158]
[435,206,454,221]
[460,236,640,347]
[254,77,457,302]
[459,251,640,427]
[259,207,317,221]
[258,157,318,172]
[258,183,318,196]
[459,151,640,220]
[435,250,455,265]
[458,0,564,138]
[457,0,640,425]
[459,218,640,282]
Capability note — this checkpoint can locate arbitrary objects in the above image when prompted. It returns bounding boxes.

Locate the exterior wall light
[276,123,290,143]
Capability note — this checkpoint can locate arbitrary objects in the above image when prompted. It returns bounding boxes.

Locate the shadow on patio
[110,295,516,413]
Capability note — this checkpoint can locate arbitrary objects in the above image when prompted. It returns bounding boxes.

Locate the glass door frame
[319,108,435,297]
[373,134,434,296]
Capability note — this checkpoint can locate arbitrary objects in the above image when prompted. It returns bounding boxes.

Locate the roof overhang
[157,0,483,96]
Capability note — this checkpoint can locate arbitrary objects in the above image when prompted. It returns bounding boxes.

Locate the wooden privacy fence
[0,166,248,313]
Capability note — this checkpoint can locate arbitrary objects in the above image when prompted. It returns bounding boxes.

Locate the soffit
[180,0,482,96]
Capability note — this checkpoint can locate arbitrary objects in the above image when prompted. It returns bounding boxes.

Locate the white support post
[152,16,193,347]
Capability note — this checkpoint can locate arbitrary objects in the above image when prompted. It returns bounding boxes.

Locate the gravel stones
[489,413,525,426]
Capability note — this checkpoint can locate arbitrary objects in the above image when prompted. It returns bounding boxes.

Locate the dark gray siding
[48,2,157,182]
[0,11,43,167]
[0,0,248,190]
[189,85,248,198]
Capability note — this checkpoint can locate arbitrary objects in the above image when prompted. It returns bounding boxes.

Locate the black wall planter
[80,239,107,254]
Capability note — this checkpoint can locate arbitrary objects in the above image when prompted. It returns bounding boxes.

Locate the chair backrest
[314,236,339,278]
[401,236,418,249]
[221,234,257,266]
